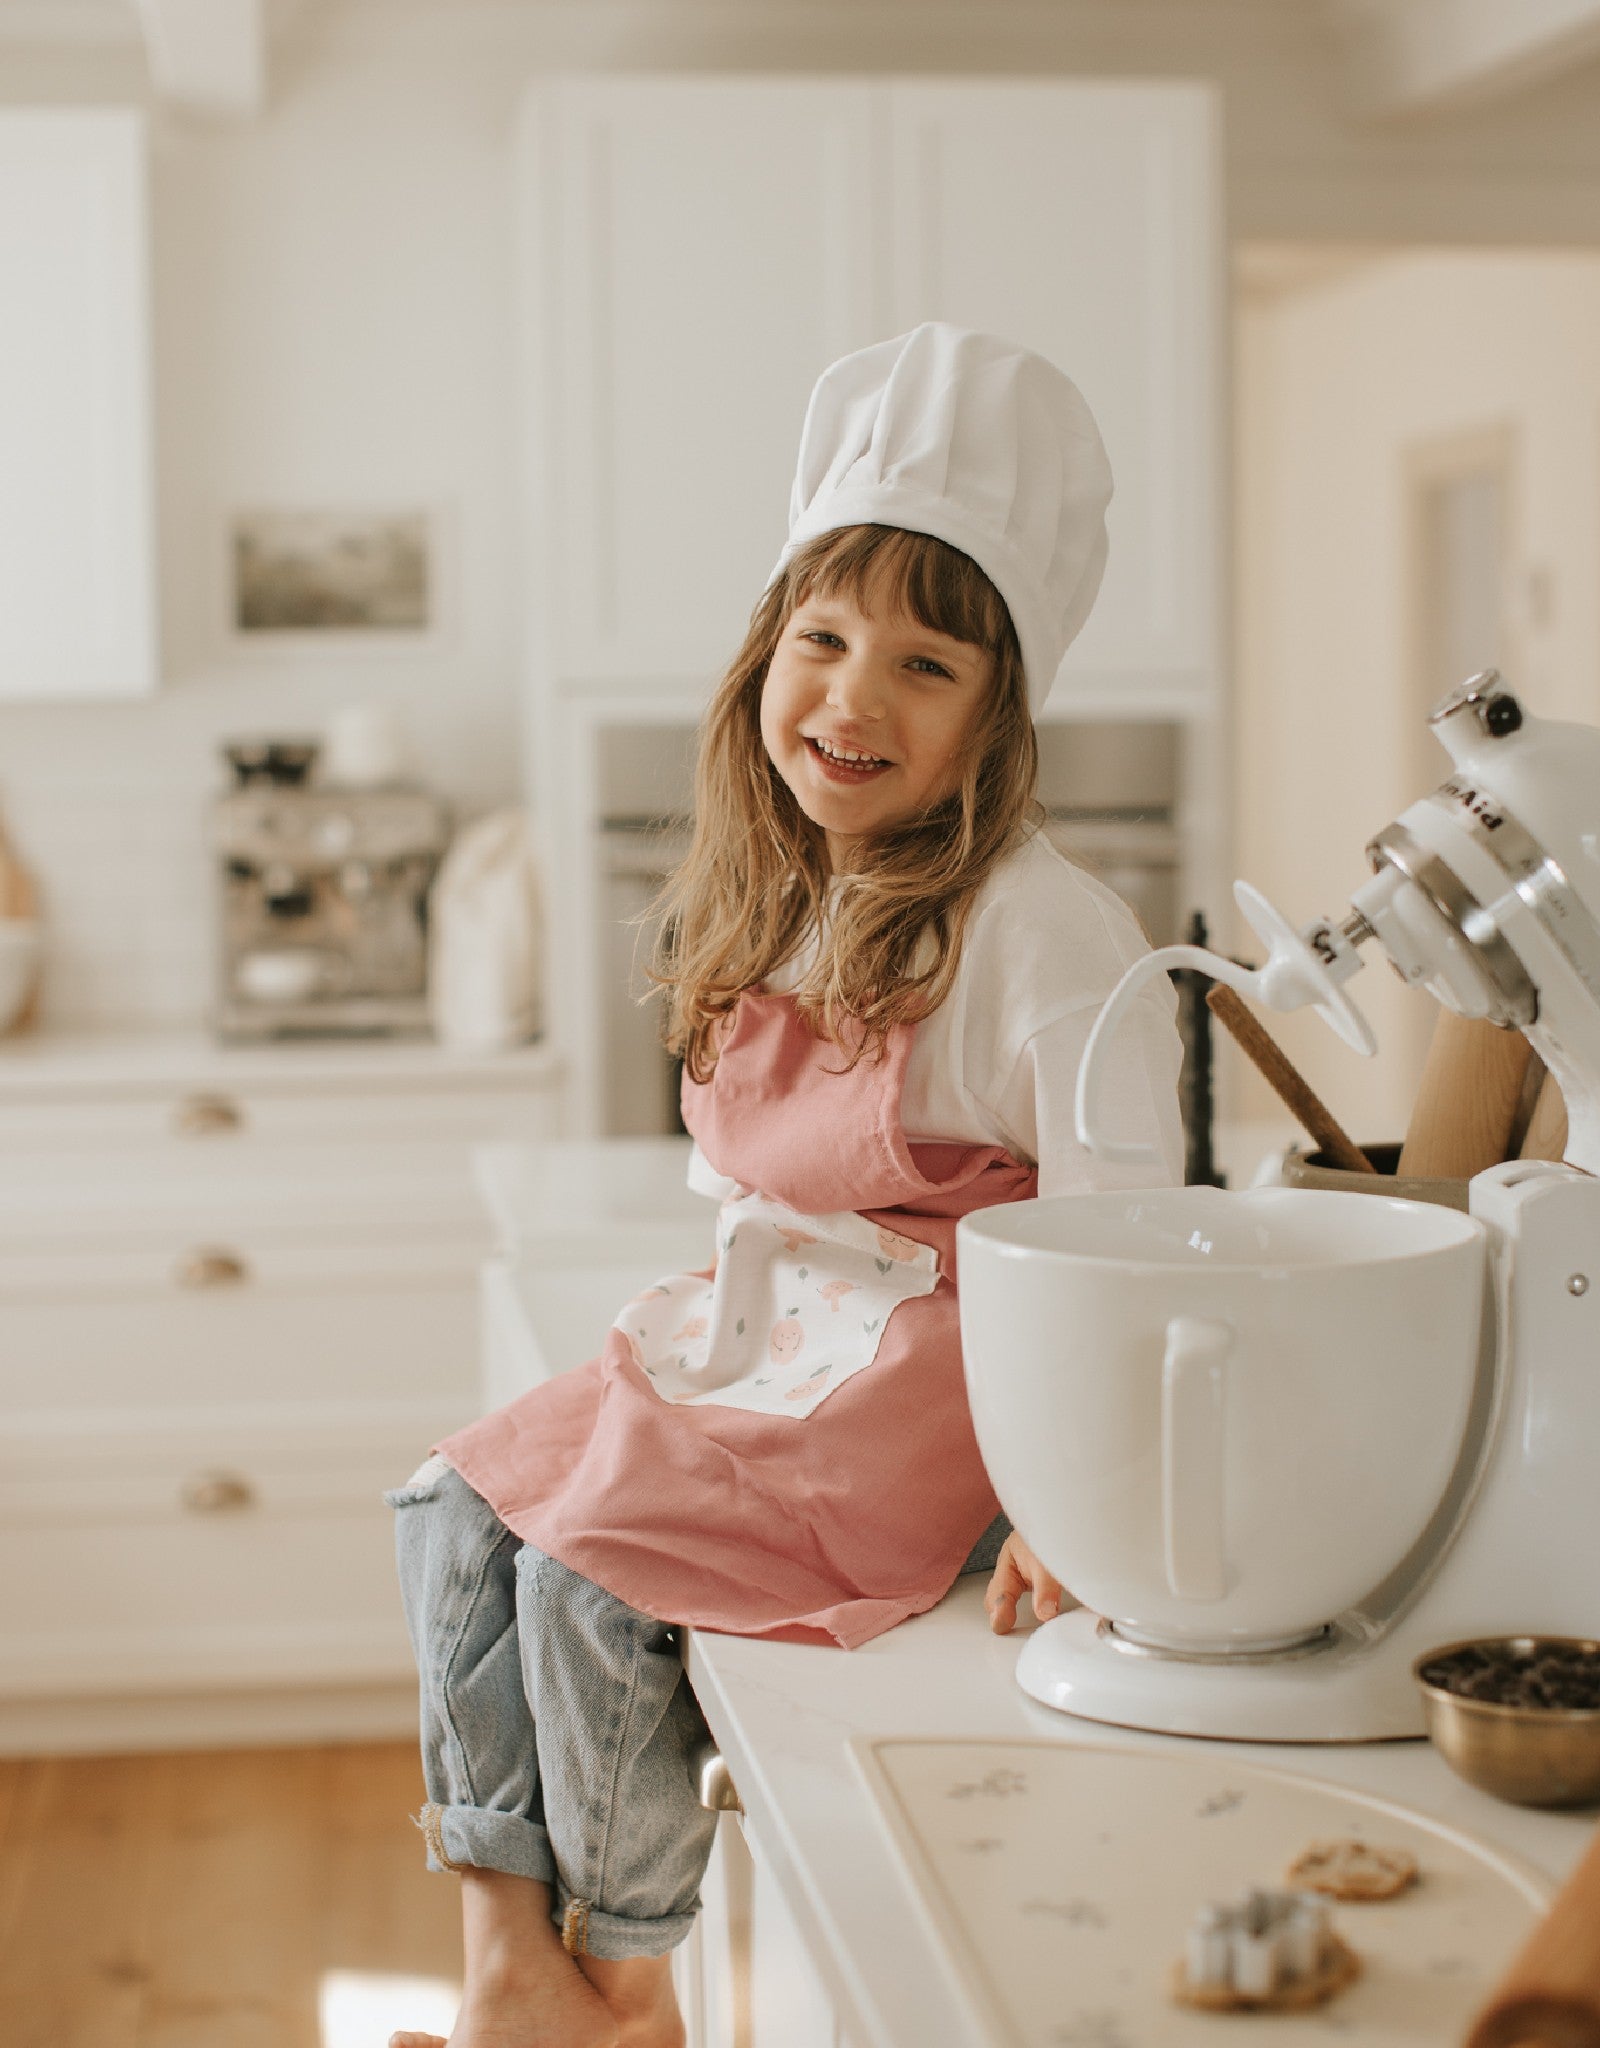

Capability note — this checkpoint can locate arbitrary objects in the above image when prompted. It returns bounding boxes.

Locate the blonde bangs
[790,523,1015,658]
[652,525,1040,1082]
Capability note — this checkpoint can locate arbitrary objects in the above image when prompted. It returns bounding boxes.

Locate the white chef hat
[775,323,1114,713]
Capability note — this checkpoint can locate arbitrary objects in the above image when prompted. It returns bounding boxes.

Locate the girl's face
[759,579,994,869]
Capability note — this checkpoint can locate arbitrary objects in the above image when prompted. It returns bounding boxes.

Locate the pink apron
[437,992,1036,1648]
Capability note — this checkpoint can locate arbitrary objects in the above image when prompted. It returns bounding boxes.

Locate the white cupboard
[675,1815,860,2048]
[529,79,878,684]
[520,75,1220,707]
[516,76,1226,1134]
[0,1049,561,1753]
[885,82,1220,697]
[0,110,157,700]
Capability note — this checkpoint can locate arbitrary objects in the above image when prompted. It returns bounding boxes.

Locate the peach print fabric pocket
[612,1190,939,1419]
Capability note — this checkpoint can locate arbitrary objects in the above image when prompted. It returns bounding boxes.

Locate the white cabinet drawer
[0,1137,486,1249]
[0,1081,561,1150]
[0,1408,450,1698]
[0,1266,479,1420]
[0,1230,483,1299]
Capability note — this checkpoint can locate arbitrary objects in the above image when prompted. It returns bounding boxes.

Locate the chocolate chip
[1420,1643,1600,1711]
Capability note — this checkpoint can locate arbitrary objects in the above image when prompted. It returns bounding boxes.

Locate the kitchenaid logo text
[1441,780,1505,831]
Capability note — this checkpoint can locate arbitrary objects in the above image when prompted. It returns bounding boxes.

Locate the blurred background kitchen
[5,2,1600,2038]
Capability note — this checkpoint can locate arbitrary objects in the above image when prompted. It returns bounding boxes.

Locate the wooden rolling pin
[0,814,39,1033]
[1205,984,1374,1174]
[1466,1820,1600,2048]
[1521,1067,1570,1163]
[1398,1012,1536,1181]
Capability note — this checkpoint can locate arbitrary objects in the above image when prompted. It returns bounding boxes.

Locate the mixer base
[1101,1618,1333,1661]
[1016,1608,1428,1743]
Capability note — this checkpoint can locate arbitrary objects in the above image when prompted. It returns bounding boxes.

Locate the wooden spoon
[1205,985,1374,1175]
[1520,1067,1570,1163]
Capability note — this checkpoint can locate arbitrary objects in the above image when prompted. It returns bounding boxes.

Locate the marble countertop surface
[687,1586,1593,2048]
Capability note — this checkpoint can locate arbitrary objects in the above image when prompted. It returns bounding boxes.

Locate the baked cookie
[1287,1839,1419,1902]
[1170,1931,1361,2014]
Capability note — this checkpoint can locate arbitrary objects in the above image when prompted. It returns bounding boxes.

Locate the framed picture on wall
[229,509,437,639]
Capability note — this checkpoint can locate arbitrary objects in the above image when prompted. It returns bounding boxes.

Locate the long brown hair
[653,524,1040,1081]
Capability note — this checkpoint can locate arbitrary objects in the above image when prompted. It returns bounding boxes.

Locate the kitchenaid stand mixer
[958,674,1600,1742]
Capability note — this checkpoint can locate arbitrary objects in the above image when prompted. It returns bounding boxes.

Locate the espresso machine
[212,739,450,1040]
[959,674,1600,1741]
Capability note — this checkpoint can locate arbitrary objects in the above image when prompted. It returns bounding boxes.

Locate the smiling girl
[388,325,1183,2048]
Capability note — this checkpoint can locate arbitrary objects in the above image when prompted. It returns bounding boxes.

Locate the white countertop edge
[472,1136,705,1257]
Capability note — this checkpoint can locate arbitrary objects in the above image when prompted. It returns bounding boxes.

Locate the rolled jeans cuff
[418,1801,555,1885]
[554,1884,698,1960]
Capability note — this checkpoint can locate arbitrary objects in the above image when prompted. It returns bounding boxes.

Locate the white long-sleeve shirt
[691,827,1184,1200]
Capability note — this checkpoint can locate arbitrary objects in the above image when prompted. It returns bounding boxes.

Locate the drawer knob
[172,1092,244,1137]
[690,1738,744,1814]
[175,1247,250,1290]
[180,1470,256,1514]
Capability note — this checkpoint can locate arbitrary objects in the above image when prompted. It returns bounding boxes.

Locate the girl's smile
[760,586,993,866]
[806,733,892,780]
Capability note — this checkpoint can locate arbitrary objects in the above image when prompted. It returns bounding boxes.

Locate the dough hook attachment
[1075,880,1376,1163]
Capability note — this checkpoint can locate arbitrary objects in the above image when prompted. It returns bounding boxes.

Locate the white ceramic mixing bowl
[0,921,39,1032]
[958,1186,1486,1653]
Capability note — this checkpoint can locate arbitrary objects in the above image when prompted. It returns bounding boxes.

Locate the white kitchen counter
[686,1589,1592,2048]
[474,1135,703,1255]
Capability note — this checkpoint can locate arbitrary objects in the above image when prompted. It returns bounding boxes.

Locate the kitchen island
[481,1137,1594,2048]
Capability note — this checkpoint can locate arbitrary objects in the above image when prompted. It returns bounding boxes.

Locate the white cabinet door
[0,110,157,699]
[527,79,878,687]
[681,1811,845,2048]
[747,1828,843,2048]
[885,81,1221,702]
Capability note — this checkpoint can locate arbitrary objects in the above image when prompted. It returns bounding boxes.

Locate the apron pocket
[613,1192,939,1419]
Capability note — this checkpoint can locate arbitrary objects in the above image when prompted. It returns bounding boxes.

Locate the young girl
[388,323,1184,2048]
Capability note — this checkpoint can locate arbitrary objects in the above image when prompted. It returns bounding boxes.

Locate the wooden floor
[0,1741,463,2048]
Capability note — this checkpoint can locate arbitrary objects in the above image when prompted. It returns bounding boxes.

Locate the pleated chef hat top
[777,323,1114,713]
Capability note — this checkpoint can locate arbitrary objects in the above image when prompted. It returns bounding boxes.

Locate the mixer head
[1347,673,1600,1172]
[1353,673,1600,1027]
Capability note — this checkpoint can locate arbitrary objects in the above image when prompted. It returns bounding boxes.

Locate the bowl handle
[1162,1316,1232,1602]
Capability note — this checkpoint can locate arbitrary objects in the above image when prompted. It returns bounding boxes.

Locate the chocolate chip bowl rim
[1413,1634,1600,1720]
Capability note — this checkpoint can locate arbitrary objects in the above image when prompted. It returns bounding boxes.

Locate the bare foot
[387,1971,617,2048]
[577,1953,685,2048]
[396,1967,617,2048]
[387,1960,618,2048]
[390,1870,619,2048]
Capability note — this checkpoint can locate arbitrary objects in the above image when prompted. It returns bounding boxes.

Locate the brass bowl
[1414,1636,1600,1808]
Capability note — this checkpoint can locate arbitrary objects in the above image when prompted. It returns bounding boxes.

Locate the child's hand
[984,1532,1066,1635]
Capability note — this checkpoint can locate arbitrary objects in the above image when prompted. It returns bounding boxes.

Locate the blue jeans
[387,1457,719,1960]
[388,1457,1012,1961]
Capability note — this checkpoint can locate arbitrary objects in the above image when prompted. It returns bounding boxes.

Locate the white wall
[1235,248,1600,1140]
[4,2,1600,1026]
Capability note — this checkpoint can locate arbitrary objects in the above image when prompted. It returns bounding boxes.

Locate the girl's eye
[802,630,845,649]
[908,657,954,678]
